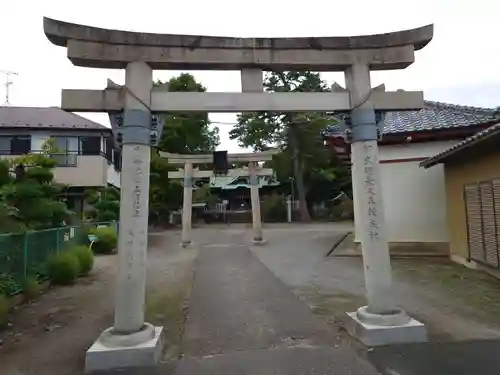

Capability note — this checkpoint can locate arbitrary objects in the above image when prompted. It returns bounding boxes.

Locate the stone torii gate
[161,150,277,246]
[43,17,433,372]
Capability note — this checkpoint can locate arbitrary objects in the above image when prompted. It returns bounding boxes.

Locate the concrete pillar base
[181,240,192,248]
[345,306,427,346]
[85,324,163,373]
[252,238,268,246]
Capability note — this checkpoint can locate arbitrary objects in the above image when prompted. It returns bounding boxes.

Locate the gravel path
[176,230,379,375]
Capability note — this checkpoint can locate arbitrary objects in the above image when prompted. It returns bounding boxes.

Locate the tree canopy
[230,71,351,221]
[148,73,220,224]
[155,73,220,153]
[84,186,120,222]
[0,140,72,232]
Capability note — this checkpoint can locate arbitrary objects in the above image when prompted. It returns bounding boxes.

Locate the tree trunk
[290,124,311,222]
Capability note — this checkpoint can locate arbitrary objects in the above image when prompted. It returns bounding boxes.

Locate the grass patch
[393,259,500,325]
[145,278,193,363]
[298,285,366,324]
[23,276,42,301]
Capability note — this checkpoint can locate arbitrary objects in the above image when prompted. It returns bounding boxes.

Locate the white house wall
[380,141,458,161]
[107,164,121,188]
[354,140,457,243]
[32,133,121,189]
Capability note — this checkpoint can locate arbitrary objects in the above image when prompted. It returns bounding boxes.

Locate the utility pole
[0,70,18,105]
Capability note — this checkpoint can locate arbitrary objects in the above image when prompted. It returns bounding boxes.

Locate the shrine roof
[324,101,500,137]
[210,175,279,189]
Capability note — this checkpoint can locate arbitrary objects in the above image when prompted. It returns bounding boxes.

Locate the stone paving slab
[181,243,332,357]
[176,346,379,375]
[177,242,380,374]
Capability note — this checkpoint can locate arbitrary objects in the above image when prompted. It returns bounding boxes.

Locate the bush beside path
[0,231,196,375]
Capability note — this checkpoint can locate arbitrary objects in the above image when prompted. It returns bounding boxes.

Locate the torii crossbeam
[43,16,433,371]
[162,150,278,246]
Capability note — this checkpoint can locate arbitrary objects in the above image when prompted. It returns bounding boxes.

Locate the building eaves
[0,106,108,131]
[324,101,500,137]
[420,121,500,168]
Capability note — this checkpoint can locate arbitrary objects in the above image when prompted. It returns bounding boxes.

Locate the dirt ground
[0,231,197,375]
[249,224,500,342]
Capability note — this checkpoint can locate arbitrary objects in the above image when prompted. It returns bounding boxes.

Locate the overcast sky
[1,0,499,152]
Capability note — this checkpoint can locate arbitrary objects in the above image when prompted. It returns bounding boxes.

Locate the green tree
[230,71,345,221]
[192,183,217,206]
[84,186,120,222]
[148,152,183,225]
[0,140,72,231]
[148,73,220,224]
[155,73,220,153]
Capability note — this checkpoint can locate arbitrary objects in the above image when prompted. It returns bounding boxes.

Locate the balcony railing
[51,153,78,167]
[0,150,120,170]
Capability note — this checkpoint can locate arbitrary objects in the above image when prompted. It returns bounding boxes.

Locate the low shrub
[89,226,118,254]
[330,196,354,220]
[23,276,42,300]
[0,276,19,296]
[47,252,80,285]
[72,245,94,276]
[0,294,10,328]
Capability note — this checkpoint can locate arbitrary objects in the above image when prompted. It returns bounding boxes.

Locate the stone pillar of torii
[161,150,277,246]
[43,16,433,372]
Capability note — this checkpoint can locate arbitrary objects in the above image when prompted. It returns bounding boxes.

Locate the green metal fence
[0,221,119,296]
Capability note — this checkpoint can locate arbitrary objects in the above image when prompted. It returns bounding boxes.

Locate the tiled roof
[324,101,500,136]
[420,121,500,168]
[210,175,280,189]
[0,106,108,131]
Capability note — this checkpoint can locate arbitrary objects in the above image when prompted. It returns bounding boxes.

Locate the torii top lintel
[43,17,433,71]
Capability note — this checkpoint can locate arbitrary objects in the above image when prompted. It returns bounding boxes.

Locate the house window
[0,135,32,155]
[11,136,31,155]
[51,136,78,166]
[80,136,102,155]
[104,137,114,162]
[113,149,122,171]
[0,137,11,155]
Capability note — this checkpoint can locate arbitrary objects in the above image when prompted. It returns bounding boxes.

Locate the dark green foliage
[84,189,99,205]
[85,187,120,222]
[230,71,352,221]
[149,153,183,225]
[261,193,287,222]
[90,226,118,254]
[0,141,73,233]
[193,184,217,205]
[0,160,11,186]
[149,73,220,225]
[23,166,54,184]
[0,276,19,296]
[154,73,219,154]
[47,252,80,285]
[94,210,117,222]
[23,276,42,300]
[71,245,94,275]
